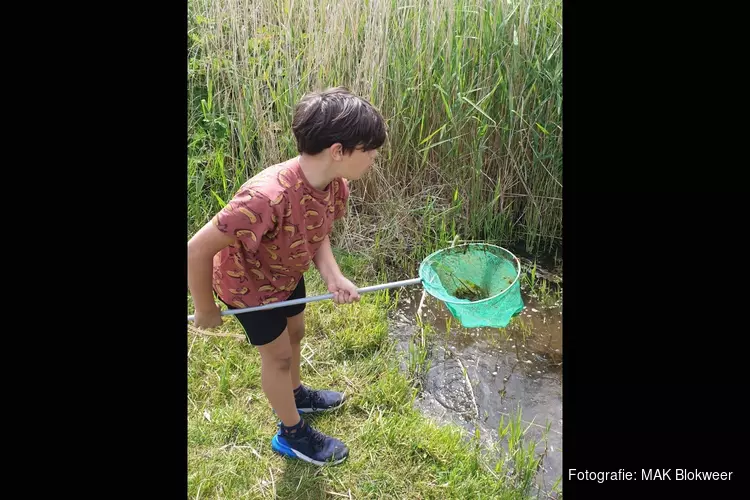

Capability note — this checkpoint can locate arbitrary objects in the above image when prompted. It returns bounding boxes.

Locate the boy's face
[332,145,379,180]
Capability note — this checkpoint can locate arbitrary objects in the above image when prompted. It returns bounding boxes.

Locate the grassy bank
[188,0,562,268]
[188,254,552,499]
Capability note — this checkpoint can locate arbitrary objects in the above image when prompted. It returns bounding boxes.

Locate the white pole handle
[187,277,422,322]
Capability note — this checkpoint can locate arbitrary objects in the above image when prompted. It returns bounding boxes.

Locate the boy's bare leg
[286,309,346,413]
[256,328,300,427]
[287,311,305,389]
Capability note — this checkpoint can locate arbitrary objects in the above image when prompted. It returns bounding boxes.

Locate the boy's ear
[330,143,343,161]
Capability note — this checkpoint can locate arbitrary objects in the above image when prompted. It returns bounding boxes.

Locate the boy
[187,87,386,466]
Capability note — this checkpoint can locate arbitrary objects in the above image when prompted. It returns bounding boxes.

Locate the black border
[66,1,189,494]
[563,1,744,497]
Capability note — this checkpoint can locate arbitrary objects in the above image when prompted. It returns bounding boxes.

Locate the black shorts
[217,276,306,346]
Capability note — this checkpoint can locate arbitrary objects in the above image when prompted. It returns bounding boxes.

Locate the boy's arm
[187,220,236,328]
[313,235,360,304]
[188,190,275,327]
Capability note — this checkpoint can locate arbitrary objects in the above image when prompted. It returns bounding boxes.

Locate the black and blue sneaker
[294,384,345,414]
[271,418,349,466]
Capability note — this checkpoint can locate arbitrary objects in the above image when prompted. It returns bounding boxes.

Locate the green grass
[519,260,562,308]
[188,254,551,499]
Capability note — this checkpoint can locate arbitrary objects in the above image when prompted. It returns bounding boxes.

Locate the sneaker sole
[296,395,346,414]
[271,435,348,466]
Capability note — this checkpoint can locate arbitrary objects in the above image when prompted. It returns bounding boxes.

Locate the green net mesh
[418,243,524,328]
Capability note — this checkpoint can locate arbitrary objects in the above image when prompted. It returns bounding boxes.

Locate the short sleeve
[333,178,349,221]
[212,188,275,253]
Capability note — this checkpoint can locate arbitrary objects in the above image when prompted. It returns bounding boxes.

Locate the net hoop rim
[418,242,522,305]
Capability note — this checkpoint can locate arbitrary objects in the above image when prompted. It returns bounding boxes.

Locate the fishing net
[418,243,524,328]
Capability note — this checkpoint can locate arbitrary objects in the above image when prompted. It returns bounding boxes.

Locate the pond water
[388,270,562,496]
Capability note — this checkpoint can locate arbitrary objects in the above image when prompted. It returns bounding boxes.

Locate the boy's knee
[265,352,293,371]
[289,324,305,344]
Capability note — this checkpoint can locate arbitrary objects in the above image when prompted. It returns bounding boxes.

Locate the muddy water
[389,287,562,496]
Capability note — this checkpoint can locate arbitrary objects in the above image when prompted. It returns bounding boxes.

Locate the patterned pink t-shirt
[211,158,349,309]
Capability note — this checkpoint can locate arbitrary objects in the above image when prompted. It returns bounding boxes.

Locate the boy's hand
[327,274,361,305]
[193,303,223,329]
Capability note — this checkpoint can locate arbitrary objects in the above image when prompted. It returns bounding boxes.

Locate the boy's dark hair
[292,87,387,155]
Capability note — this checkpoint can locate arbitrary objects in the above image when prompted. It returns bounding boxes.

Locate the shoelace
[281,423,324,448]
[308,389,324,410]
[298,385,323,410]
[307,426,327,449]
